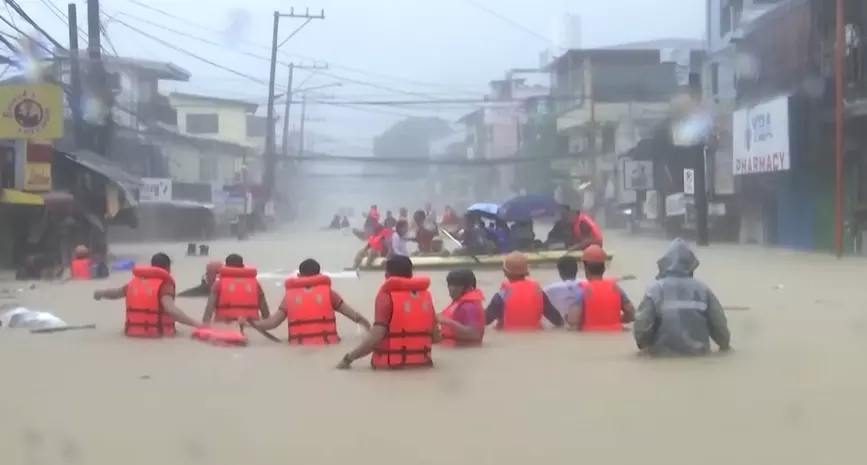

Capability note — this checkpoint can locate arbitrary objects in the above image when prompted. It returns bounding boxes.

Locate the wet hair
[413,210,426,223]
[556,256,578,280]
[446,268,476,289]
[298,258,321,277]
[395,219,408,232]
[225,253,244,268]
[385,255,413,278]
[151,252,171,271]
[584,261,606,276]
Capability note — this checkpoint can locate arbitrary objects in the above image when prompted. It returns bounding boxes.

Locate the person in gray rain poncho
[633,239,731,356]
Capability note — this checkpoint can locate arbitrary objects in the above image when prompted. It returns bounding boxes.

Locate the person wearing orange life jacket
[566,245,635,332]
[337,255,439,369]
[69,245,92,280]
[92,252,202,337]
[201,254,270,324]
[352,223,392,269]
[566,209,604,251]
[484,252,565,331]
[241,258,371,344]
[438,269,485,347]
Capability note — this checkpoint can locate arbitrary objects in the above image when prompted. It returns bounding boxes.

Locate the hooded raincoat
[633,239,730,355]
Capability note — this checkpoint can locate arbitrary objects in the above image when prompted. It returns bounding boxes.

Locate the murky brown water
[2,227,867,464]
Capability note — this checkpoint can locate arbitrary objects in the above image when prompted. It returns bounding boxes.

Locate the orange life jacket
[573,213,603,243]
[70,258,92,280]
[371,276,435,369]
[214,267,261,322]
[439,289,485,347]
[579,279,623,332]
[367,227,392,253]
[500,279,544,331]
[283,274,340,345]
[124,266,176,338]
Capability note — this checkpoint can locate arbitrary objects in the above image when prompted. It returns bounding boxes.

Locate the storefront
[733,93,814,249]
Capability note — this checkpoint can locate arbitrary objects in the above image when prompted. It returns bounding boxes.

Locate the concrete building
[703,0,785,200]
[165,92,260,186]
[545,48,687,211]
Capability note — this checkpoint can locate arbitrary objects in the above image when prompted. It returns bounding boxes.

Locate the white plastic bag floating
[1,308,67,329]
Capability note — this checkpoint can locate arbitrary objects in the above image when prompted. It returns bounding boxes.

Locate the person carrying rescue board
[240,258,371,344]
[92,252,202,337]
[202,254,270,324]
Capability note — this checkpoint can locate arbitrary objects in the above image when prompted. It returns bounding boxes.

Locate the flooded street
[2,226,867,464]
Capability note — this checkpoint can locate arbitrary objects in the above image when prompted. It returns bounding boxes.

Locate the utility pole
[86,0,111,156]
[67,3,83,148]
[299,95,307,157]
[280,62,327,157]
[281,63,294,158]
[694,145,710,246]
[263,7,325,206]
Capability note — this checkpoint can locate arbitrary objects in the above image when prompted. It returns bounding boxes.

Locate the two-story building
[546,48,688,217]
[164,92,262,186]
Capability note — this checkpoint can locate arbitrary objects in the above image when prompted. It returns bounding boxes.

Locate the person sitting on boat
[411,210,442,254]
[509,219,537,251]
[484,252,564,331]
[241,258,371,343]
[566,245,635,332]
[353,223,392,269]
[337,255,438,369]
[383,210,397,229]
[440,205,461,233]
[485,220,510,253]
[438,269,485,347]
[544,205,574,249]
[566,209,604,251]
[387,220,410,258]
[453,217,494,255]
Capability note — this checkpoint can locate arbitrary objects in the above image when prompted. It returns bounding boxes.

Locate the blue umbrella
[497,194,561,221]
[466,203,500,216]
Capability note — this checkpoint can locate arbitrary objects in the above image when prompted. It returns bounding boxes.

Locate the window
[198,155,217,182]
[246,115,267,138]
[720,0,732,36]
[186,114,219,134]
[710,63,720,96]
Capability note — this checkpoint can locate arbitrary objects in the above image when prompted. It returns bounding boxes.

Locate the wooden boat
[346,249,614,271]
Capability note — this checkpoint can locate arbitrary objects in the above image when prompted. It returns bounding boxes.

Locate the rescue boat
[345,249,613,271]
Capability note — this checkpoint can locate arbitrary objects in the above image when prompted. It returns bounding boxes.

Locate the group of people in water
[90,235,731,369]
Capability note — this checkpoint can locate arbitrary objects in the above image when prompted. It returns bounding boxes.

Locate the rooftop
[170,92,259,113]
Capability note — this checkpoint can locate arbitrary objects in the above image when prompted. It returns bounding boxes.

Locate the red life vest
[367,227,392,253]
[573,213,603,243]
[439,289,485,347]
[500,279,544,331]
[214,267,261,322]
[124,266,175,338]
[70,258,92,280]
[579,279,623,332]
[283,274,340,345]
[371,276,435,369]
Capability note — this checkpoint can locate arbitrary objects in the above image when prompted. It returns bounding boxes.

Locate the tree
[371,117,452,174]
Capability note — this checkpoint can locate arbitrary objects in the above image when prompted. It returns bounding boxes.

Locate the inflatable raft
[346,249,614,271]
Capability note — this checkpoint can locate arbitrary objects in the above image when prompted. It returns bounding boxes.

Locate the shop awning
[60,150,141,206]
[1,189,44,205]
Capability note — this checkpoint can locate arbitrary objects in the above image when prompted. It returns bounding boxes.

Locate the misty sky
[4,0,704,155]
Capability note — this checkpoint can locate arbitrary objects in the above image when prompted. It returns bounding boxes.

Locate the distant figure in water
[340,216,350,228]
[327,214,342,229]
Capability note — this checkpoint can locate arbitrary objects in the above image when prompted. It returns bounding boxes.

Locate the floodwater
[2,225,867,465]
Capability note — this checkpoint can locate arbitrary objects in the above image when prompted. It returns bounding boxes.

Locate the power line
[119,0,482,96]
[3,0,65,51]
[458,0,556,48]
